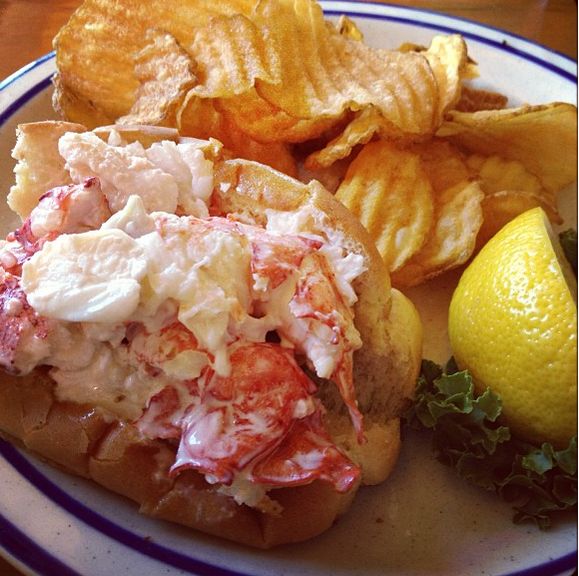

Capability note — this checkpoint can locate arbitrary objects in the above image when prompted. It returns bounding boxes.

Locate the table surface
[0,0,577,575]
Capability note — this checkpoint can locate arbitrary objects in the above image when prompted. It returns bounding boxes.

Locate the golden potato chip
[398,38,478,82]
[304,107,385,170]
[391,179,484,287]
[52,74,115,129]
[53,0,255,123]
[178,95,298,177]
[476,190,561,249]
[117,31,197,128]
[454,86,509,112]
[215,89,342,144]
[187,13,279,99]
[247,0,441,134]
[423,34,469,116]
[54,0,475,145]
[176,94,223,139]
[391,140,483,287]
[303,37,473,170]
[466,153,561,222]
[298,157,352,195]
[291,35,472,166]
[437,103,578,195]
[416,139,471,191]
[336,141,434,272]
[334,15,364,41]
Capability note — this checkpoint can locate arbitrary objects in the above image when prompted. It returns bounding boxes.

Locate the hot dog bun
[0,121,422,547]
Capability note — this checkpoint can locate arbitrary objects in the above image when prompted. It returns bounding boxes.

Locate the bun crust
[0,122,422,547]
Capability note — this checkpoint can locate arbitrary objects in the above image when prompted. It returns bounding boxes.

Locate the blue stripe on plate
[0,6,577,576]
[323,3,576,82]
[0,52,55,92]
[1,438,577,576]
[0,76,53,127]
[0,509,83,576]
[507,553,578,576]
[319,0,577,82]
[0,439,253,576]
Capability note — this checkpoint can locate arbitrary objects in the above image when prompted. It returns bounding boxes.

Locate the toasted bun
[8,121,86,218]
[0,122,422,547]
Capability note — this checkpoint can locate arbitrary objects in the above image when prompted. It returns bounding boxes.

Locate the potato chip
[53,0,255,123]
[246,0,442,134]
[454,86,509,112]
[391,179,484,287]
[54,0,475,146]
[303,36,472,170]
[398,38,478,88]
[52,74,116,129]
[416,139,471,191]
[178,95,298,176]
[335,141,434,272]
[304,107,383,170]
[423,34,469,116]
[437,103,578,195]
[215,89,342,144]
[476,190,561,249]
[466,153,561,222]
[186,12,279,99]
[334,15,364,41]
[117,31,197,128]
[391,140,484,287]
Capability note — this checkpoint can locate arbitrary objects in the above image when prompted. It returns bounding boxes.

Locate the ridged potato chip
[178,95,298,176]
[438,103,578,195]
[249,0,440,133]
[117,31,197,128]
[391,140,484,287]
[423,34,469,115]
[466,153,561,222]
[54,0,468,146]
[455,86,509,112]
[336,141,434,272]
[301,35,472,172]
[53,0,255,123]
[215,89,342,144]
[304,107,384,170]
[186,12,280,99]
[476,190,561,249]
[391,180,484,287]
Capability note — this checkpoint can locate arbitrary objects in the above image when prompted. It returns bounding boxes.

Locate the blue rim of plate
[0,3,577,576]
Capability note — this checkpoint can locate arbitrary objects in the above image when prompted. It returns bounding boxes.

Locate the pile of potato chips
[52,0,577,287]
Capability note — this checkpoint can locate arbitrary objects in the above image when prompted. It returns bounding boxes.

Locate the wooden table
[0,1,577,575]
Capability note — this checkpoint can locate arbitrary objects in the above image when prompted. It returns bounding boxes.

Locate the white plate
[0,3,577,576]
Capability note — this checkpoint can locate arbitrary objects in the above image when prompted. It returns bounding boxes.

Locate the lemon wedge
[448,207,577,447]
